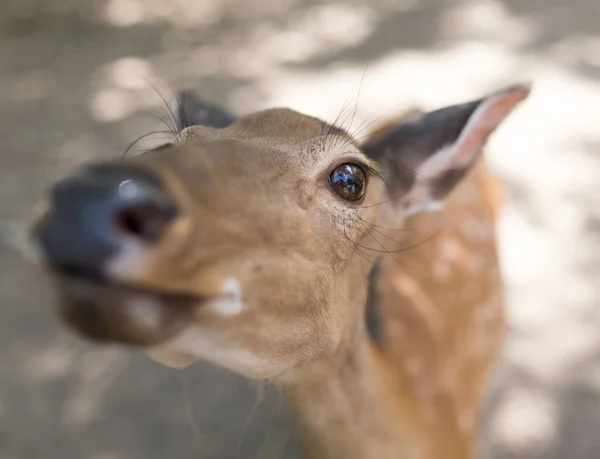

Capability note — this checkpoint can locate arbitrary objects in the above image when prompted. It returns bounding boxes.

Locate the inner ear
[361,84,531,215]
[171,90,237,131]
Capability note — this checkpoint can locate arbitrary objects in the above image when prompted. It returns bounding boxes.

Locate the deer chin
[48,270,200,347]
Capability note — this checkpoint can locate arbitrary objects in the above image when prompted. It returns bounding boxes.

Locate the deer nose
[36,164,179,274]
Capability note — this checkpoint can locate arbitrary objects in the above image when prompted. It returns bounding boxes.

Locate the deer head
[30,85,529,383]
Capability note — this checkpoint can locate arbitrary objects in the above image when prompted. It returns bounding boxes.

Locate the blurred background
[2,0,600,458]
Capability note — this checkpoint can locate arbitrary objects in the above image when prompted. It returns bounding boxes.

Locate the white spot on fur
[404,358,422,376]
[105,238,146,281]
[462,219,493,241]
[147,280,248,370]
[405,200,444,217]
[433,238,464,279]
[207,278,244,316]
[440,238,463,262]
[458,410,474,432]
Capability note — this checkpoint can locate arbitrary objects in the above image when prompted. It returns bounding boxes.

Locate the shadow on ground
[3,0,600,458]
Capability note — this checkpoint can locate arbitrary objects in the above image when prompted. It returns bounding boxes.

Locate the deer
[30,83,530,459]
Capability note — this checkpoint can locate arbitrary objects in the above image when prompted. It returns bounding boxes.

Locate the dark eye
[328,163,366,202]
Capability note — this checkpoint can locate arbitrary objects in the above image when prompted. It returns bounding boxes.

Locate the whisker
[349,229,441,255]
[141,77,179,133]
[236,382,269,458]
[357,217,414,243]
[139,111,177,137]
[179,374,206,448]
[324,103,353,151]
[354,218,434,276]
[325,207,443,275]
[122,130,174,158]
[321,75,368,151]
[354,220,412,270]
[323,209,379,265]
[346,66,368,139]
[344,107,399,146]
[356,215,415,232]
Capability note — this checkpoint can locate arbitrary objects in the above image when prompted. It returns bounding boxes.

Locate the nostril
[114,203,177,242]
[37,164,179,269]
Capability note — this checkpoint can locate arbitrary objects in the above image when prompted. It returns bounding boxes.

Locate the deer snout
[36,163,179,277]
[31,163,199,347]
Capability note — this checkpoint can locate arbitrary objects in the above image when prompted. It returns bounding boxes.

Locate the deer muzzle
[31,162,199,347]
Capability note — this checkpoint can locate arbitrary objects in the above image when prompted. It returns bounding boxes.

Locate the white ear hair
[440,84,532,171]
[404,84,531,215]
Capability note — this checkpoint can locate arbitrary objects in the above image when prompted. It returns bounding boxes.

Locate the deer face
[31,86,529,379]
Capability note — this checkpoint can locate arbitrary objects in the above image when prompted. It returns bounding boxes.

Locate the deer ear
[361,84,531,215]
[171,90,237,131]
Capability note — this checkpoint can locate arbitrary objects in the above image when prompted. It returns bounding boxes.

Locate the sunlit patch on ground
[3,0,600,458]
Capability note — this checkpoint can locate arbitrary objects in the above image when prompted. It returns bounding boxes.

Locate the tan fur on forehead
[174,108,369,180]
[233,108,353,141]
[180,108,354,146]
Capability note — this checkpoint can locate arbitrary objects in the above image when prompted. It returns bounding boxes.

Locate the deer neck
[277,322,412,459]
[275,254,476,459]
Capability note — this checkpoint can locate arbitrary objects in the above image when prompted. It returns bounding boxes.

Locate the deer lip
[46,267,201,347]
[49,264,200,302]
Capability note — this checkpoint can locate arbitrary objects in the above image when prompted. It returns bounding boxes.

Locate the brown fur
[277,139,505,459]
[32,86,530,459]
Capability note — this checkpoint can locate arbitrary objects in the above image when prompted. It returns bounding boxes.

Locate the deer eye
[328,163,366,202]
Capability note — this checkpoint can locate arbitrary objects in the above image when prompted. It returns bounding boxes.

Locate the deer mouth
[47,265,199,347]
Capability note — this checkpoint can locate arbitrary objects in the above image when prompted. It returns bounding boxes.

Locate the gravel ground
[2,1,600,458]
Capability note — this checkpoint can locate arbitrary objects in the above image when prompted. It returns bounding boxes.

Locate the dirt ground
[3,0,600,458]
